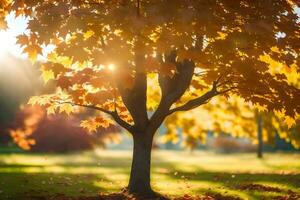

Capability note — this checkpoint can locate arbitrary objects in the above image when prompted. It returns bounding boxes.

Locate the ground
[0,150,299,200]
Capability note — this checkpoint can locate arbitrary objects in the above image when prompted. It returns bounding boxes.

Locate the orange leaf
[57,75,72,90]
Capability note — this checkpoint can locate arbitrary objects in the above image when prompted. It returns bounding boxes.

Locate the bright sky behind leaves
[0,13,54,60]
[0,13,27,58]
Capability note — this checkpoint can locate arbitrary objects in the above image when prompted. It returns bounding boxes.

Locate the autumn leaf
[43,62,68,78]
[284,116,296,129]
[28,95,52,106]
[85,91,113,105]
[0,17,7,29]
[95,117,113,129]
[191,80,208,90]
[46,105,58,115]
[59,103,73,115]
[16,35,29,47]
[24,44,42,62]
[41,69,55,83]
[80,117,113,132]
[57,75,72,90]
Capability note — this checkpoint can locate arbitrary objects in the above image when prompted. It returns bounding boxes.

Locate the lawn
[0,150,299,200]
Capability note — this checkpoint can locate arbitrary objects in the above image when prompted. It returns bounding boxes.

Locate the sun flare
[0,31,13,58]
[108,64,115,71]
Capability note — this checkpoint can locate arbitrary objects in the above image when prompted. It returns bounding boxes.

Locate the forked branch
[168,81,218,115]
[168,80,237,115]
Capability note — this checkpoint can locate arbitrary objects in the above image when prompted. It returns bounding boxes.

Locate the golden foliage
[1,0,299,135]
[80,117,114,132]
[164,95,300,149]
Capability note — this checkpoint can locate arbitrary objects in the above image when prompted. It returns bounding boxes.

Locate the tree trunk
[128,132,156,197]
[257,114,263,159]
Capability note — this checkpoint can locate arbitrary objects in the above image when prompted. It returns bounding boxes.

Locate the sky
[0,13,54,60]
[0,13,28,58]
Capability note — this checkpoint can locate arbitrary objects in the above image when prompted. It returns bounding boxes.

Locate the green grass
[0,150,299,199]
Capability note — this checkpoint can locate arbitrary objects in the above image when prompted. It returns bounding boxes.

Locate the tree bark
[128,132,156,197]
[257,114,263,159]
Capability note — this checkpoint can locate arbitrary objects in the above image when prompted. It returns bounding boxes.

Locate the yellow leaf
[28,96,40,105]
[0,17,8,29]
[41,70,55,83]
[28,95,53,106]
[46,105,58,115]
[216,31,227,40]
[83,30,95,40]
[24,44,42,63]
[80,117,113,132]
[59,103,73,115]
[284,116,296,129]
[80,119,98,132]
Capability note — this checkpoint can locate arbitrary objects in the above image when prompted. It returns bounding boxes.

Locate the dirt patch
[203,193,242,200]
[273,190,300,200]
[25,193,243,200]
[236,183,282,193]
[236,184,300,200]
[26,193,168,200]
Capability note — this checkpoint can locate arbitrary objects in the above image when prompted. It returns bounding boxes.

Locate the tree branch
[158,53,195,104]
[117,55,149,130]
[56,101,134,133]
[167,78,237,115]
[60,101,112,115]
[218,86,238,95]
[110,110,135,133]
[147,54,195,133]
[168,84,218,115]
[194,71,207,77]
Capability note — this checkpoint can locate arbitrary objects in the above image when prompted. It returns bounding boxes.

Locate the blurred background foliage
[0,54,120,152]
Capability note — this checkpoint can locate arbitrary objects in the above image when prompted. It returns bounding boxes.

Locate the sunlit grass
[0,150,299,199]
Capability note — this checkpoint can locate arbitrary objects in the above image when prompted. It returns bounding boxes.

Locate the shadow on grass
[159,163,300,200]
[0,172,110,200]
[0,152,300,200]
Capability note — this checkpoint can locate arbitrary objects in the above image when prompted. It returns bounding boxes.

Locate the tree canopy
[1,0,300,197]
[1,1,299,132]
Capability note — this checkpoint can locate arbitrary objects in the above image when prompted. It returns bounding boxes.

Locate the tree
[163,95,300,154]
[1,0,300,197]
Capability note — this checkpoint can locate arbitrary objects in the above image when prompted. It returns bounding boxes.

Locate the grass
[0,150,299,199]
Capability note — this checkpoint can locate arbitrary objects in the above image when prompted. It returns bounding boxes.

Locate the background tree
[9,105,121,152]
[163,95,300,154]
[1,0,300,197]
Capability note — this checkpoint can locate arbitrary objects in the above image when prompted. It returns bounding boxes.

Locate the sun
[108,64,115,71]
